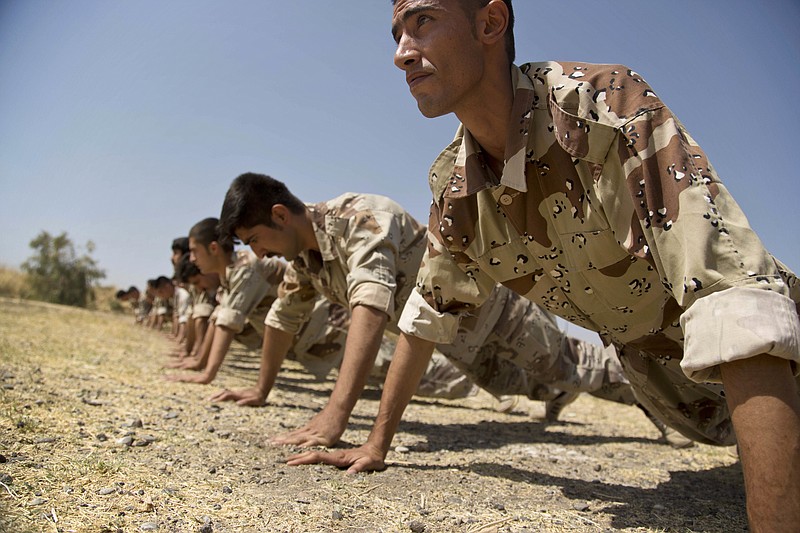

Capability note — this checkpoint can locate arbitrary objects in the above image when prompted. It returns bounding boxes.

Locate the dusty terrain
[0,297,746,532]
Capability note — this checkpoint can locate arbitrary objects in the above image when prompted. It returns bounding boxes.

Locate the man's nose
[393,34,419,70]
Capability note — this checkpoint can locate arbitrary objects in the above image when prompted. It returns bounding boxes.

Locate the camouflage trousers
[287,298,477,399]
[615,344,738,446]
[435,285,636,405]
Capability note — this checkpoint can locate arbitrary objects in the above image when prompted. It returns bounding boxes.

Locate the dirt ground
[0,297,747,532]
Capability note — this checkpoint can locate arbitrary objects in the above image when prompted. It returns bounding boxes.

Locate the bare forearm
[203,325,236,380]
[367,333,435,454]
[255,326,294,397]
[720,354,800,532]
[195,322,216,366]
[191,318,208,356]
[326,305,388,417]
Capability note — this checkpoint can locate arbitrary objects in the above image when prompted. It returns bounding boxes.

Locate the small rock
[207,427,215,433]
[0,473,13,485]
[208,467,217,474]
[593,464,602,472]
[221,486,232,494]
[217,431,231,439]
[653,503,666,511]
[117,436,134,446]
[63,486,73,494]
[212,504,222,510]
[332,509,343,520]
[395,445,410,453]
[163,412,179,420]
[572,502,590,512]
[199,524,213,533]
[35,436,56,444]
[140,522,159,531]
[407,520,426,533]
[29,497,47,506]
[491,501,505,511]
[0,454,6,463]
[82,397,103,406]
[141,434,156,443]
[96,433,108,442]
[98,487,116,495]
[3,384,14,390]
[131,440,150,447]
[124,418,143,428]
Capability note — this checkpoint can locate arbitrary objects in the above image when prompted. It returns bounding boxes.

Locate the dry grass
[0,265,121,313]
[0,265,28,299]
[0,298,747,532]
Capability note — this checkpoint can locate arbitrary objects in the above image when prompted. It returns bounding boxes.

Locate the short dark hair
[127,285,139,293]
[155,276,172,289]
[218,173,306,246]
[189,217,233,254]
[171,237,189,255]
[391,0,514,64]
[177,253,201,282]
[115,289,127,299]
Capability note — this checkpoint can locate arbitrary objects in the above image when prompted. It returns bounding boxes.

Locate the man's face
[189,237,214,274]
[188,273,207,291]
[155,284,173,300]
[236,223,302,262]
[392,0,486,118]
[170,249,183,267]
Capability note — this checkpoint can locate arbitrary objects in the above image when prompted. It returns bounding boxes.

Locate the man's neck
[455,63,514,172]
[300,208,320,253]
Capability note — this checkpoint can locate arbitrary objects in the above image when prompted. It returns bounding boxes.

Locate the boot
[638,404,695,449]
[544,390,580,422]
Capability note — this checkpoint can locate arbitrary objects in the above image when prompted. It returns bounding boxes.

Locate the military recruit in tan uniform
[212,173,683,450]
[287,1,800,531]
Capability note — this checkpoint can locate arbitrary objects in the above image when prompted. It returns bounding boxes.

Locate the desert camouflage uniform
[135,293,153,323]
[399,62,800,445]
[265,193,629,400]
[174,286,192,325]
[211,250,348,358]
[191,285,217,320]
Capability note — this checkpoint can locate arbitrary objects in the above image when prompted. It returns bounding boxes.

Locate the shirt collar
[307,203,336,262]
[456,64,536,192]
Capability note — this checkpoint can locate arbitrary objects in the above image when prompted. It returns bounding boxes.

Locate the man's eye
[417,14,431,27]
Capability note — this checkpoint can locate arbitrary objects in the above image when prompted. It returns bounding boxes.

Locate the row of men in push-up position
[120,178,695,449]
[123,2,800,528]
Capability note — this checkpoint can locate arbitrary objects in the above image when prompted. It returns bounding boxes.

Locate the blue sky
[1,1,798,324]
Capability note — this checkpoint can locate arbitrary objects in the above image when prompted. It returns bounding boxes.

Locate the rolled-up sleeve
[264,264,317,335]
[215,262,271,334]
[342,209,401,318]
[680,287,800,382]
[399,224,494,343]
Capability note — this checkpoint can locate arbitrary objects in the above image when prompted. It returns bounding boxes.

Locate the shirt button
[499,194,513,205]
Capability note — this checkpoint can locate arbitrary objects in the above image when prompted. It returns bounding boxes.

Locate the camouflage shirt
[265,193,426,335]
[174,286,192,324]
[213,250,285,337]
[399,62,800,383]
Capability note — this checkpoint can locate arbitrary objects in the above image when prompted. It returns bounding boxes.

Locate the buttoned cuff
[398,290,461,344]
[680,287,800,383]
[349,281,394,319]
[214,307,246,334]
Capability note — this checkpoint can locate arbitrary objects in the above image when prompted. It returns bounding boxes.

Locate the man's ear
[271,204,290,226]
[208,241,220,255]
[476,0,509,47]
